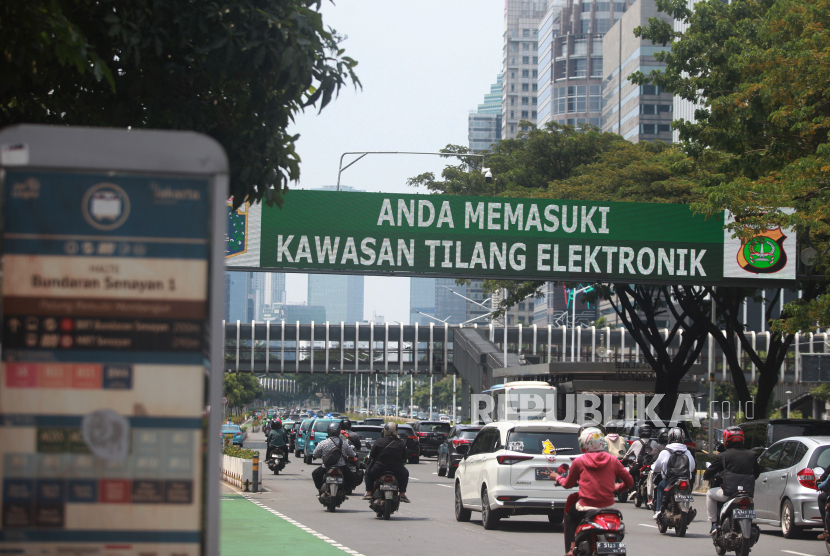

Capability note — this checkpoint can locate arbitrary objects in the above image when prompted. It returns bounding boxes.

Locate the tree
[295,373,349,412]
[223,372,264,415]
[632,0,830,331]
[1,0,360,208]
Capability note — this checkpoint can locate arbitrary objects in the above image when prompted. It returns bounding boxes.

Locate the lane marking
[638,523,657,529]
[782,552,817,556]
[410,477,420,481]
[233,490,368,556]
[436,484,453,488]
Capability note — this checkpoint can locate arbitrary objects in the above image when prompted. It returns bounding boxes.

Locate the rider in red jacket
[547,427,633,556]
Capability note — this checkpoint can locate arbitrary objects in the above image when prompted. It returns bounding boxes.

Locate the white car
[454,420,581,530]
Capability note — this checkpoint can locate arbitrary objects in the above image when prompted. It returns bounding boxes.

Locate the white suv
[454,420,581,530]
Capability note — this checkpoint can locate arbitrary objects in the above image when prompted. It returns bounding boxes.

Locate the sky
[283,0,505,323]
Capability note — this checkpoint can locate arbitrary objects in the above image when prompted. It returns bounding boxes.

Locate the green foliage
[294,373,349,412]
[812,384,830,403]
[223,446,259,460]
[592,315,608,329]
[633,0,830,331]
[1,0,360,208]
[223,373,264,412]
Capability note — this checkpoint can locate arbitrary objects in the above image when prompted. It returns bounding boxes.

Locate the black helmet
[656,428,669,445]
[668,427,684,444]
[638,424,653,439]
[326,422,341,438]
[340,417,352,431]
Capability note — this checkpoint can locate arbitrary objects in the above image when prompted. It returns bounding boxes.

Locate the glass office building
[468,74,503,152]
[307,274,364,324]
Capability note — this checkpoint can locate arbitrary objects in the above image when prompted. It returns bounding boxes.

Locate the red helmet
[722,426,744,448]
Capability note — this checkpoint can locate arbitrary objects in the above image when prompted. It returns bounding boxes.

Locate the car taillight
[798,468,818,490]
[452,439,470,448]
[408,436,418,441]
[497,455,533,465]
[417,432,428,437]
[310,431,315,441]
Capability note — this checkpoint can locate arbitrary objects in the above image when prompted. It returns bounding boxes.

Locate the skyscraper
[469,74,503,152]
[537,0,632,129]
[502,1,548,139]
[410,277,437,325]
[308,274,364,323]
[601,0,674,141]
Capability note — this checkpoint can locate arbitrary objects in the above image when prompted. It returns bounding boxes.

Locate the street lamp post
[336,151,487,191]
[786,390,793,418]
[569,285,594,362]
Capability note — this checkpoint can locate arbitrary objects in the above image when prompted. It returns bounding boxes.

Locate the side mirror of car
[456,443,470,456]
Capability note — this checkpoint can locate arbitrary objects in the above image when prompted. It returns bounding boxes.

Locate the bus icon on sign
[82,183,131,231]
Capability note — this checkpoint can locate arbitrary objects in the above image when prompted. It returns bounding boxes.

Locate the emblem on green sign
[737,226,787,274]
[226,201,248,257]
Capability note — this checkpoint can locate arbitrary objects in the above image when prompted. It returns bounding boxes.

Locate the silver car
[753,435,830,537]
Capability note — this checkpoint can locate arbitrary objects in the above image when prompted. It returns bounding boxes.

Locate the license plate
[733,509,755,519]
[380,484,397,491]
[674,494,694,502]
[325,477,343,484]
[596,542,626,554]
[535,468,554,480]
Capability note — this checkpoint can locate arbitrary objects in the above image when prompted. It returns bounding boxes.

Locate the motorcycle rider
[361,422,411,503]
[547,427,633,556]
[267,419,290,463]
[702,426,760,535]
[311,422,356,493]
[606,431,627,459]
[340,418,362,452]
[624,424,655,485]
[646,428,670,506]
[651,427,695,519]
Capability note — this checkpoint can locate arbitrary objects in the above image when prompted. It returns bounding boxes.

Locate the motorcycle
[629,460,652,509]
[369,473,401,520]
[574,508,627,556]
[616,458,634,503]
[655,477,696,537]
[266,450,287,475]
[711,493,760,556]
[317,467,347,512]
[346,456,365,495]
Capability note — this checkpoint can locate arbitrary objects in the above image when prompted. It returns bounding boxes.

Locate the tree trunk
[754,361,778,419]
[654,367,683,422]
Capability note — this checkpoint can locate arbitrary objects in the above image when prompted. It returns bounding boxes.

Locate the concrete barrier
[222,454,253,490]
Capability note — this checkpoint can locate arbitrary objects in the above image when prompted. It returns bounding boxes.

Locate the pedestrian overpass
[223,320,821,403]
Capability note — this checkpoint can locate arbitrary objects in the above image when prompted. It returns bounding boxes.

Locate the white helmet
[578,427,607,453]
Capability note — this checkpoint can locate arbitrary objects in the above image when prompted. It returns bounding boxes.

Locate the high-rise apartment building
[502,1,548,139]
[601,0,674,141]
[672,0,702,143]
[537,0,632,129]
[469,74,503,152]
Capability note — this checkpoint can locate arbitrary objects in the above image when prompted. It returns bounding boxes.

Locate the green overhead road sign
[225,190,798,285]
